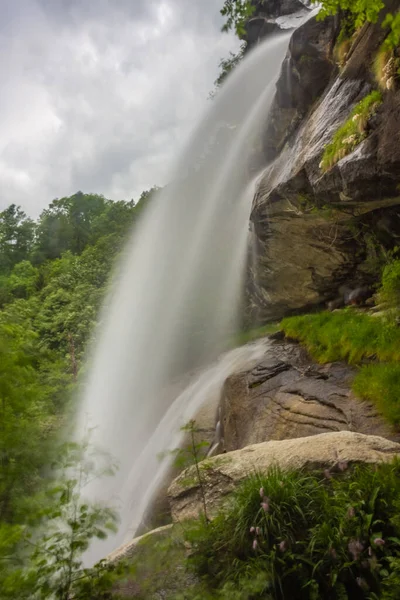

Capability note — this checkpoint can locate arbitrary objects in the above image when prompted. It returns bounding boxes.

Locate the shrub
[184,462,400,599]
[316,0,385,30]
[320,91,382,171]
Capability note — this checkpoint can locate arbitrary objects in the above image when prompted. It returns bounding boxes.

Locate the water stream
[76,32,293,563]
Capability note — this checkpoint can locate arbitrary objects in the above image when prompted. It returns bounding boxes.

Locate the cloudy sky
[0,0,239,216]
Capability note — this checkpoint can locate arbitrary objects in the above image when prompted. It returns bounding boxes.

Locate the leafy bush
[183,462,400,599]
[320,91,382,171]
[0,442,125,600]
[220,0,256,37]
[316,0,385,29]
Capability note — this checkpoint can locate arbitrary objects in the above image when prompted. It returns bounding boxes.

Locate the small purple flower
[348,539,364,561]
[259,487,265,498]
[324,469,332,479]
[279,541,287,552]
[256,527,261,536]
[252,539,258,550]
[250,526,255,534]
[261,500,270,512]
[373,537,385,547]
[346,507,355,519]
[338,461,348,472]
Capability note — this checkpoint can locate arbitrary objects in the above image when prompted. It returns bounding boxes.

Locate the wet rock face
[263,15,339,162]
[248,12,400,322]
[245,0,311,48]
[220,339,397,451]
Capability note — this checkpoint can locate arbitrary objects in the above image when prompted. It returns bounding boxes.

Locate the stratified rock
[168,431,400,522]
[221,339,396,450]
[248,9,400,322]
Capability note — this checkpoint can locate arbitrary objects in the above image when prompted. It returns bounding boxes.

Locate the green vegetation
[320,91,382,171]
[1,442,129,599]
[281,310,400,425]
[381,259,400,306]
[316,0,385,29]
[210,44,246,99]
[280,260,400,426]
[220,0,256,37]
[280,254,400,426]
[281,310,400,365]
[0,189,158,597]
[353,363,400,425]
[178,462,400,599]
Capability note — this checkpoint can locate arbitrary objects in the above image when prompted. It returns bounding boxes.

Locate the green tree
[33,192,107,262]
[0,320,52,523]
[221,0,256,37]
[0,205,35,274]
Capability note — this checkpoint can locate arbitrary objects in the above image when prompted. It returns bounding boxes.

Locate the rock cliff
[248,1,400,322]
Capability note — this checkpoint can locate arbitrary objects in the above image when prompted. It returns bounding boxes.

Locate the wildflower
[348,539,364,561]
[252,539,258,550]
[356,577,368,591]
[342,134,357,146]
[352,113,360,121]
[279,541,287,552]
[250,526,255,534]
[338,461,348,472]
[373,537,385,547]
[261,499,270,512]
[259,487,265,498]
[256,527,261,536]
[324,469,332,479]
[346,506,355,519]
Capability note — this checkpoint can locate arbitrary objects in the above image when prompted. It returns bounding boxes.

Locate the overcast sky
[0,0,239,216]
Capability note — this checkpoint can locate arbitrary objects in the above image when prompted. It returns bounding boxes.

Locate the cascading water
[76,32,292,563]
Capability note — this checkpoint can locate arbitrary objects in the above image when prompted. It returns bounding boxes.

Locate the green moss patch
[321,91,382,172]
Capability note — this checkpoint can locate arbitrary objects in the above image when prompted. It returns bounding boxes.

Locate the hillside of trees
[0,189,160,597]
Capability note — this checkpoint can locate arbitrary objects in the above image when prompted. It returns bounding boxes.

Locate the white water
[76,33,291,563]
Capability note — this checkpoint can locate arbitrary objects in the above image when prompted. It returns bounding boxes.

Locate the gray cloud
[0,0,239,215]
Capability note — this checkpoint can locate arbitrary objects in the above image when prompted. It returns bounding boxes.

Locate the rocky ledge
[220,337,397,451]
[168,430,400,522]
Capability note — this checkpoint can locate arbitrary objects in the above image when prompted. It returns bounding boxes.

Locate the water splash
[76,33,291,563]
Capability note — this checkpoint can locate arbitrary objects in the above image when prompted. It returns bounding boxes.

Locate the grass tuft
[281,310,400,365]
[183,462,400,599]
[320,91,382,172]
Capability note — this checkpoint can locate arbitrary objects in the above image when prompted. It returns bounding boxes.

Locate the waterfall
[76,32,292,563]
